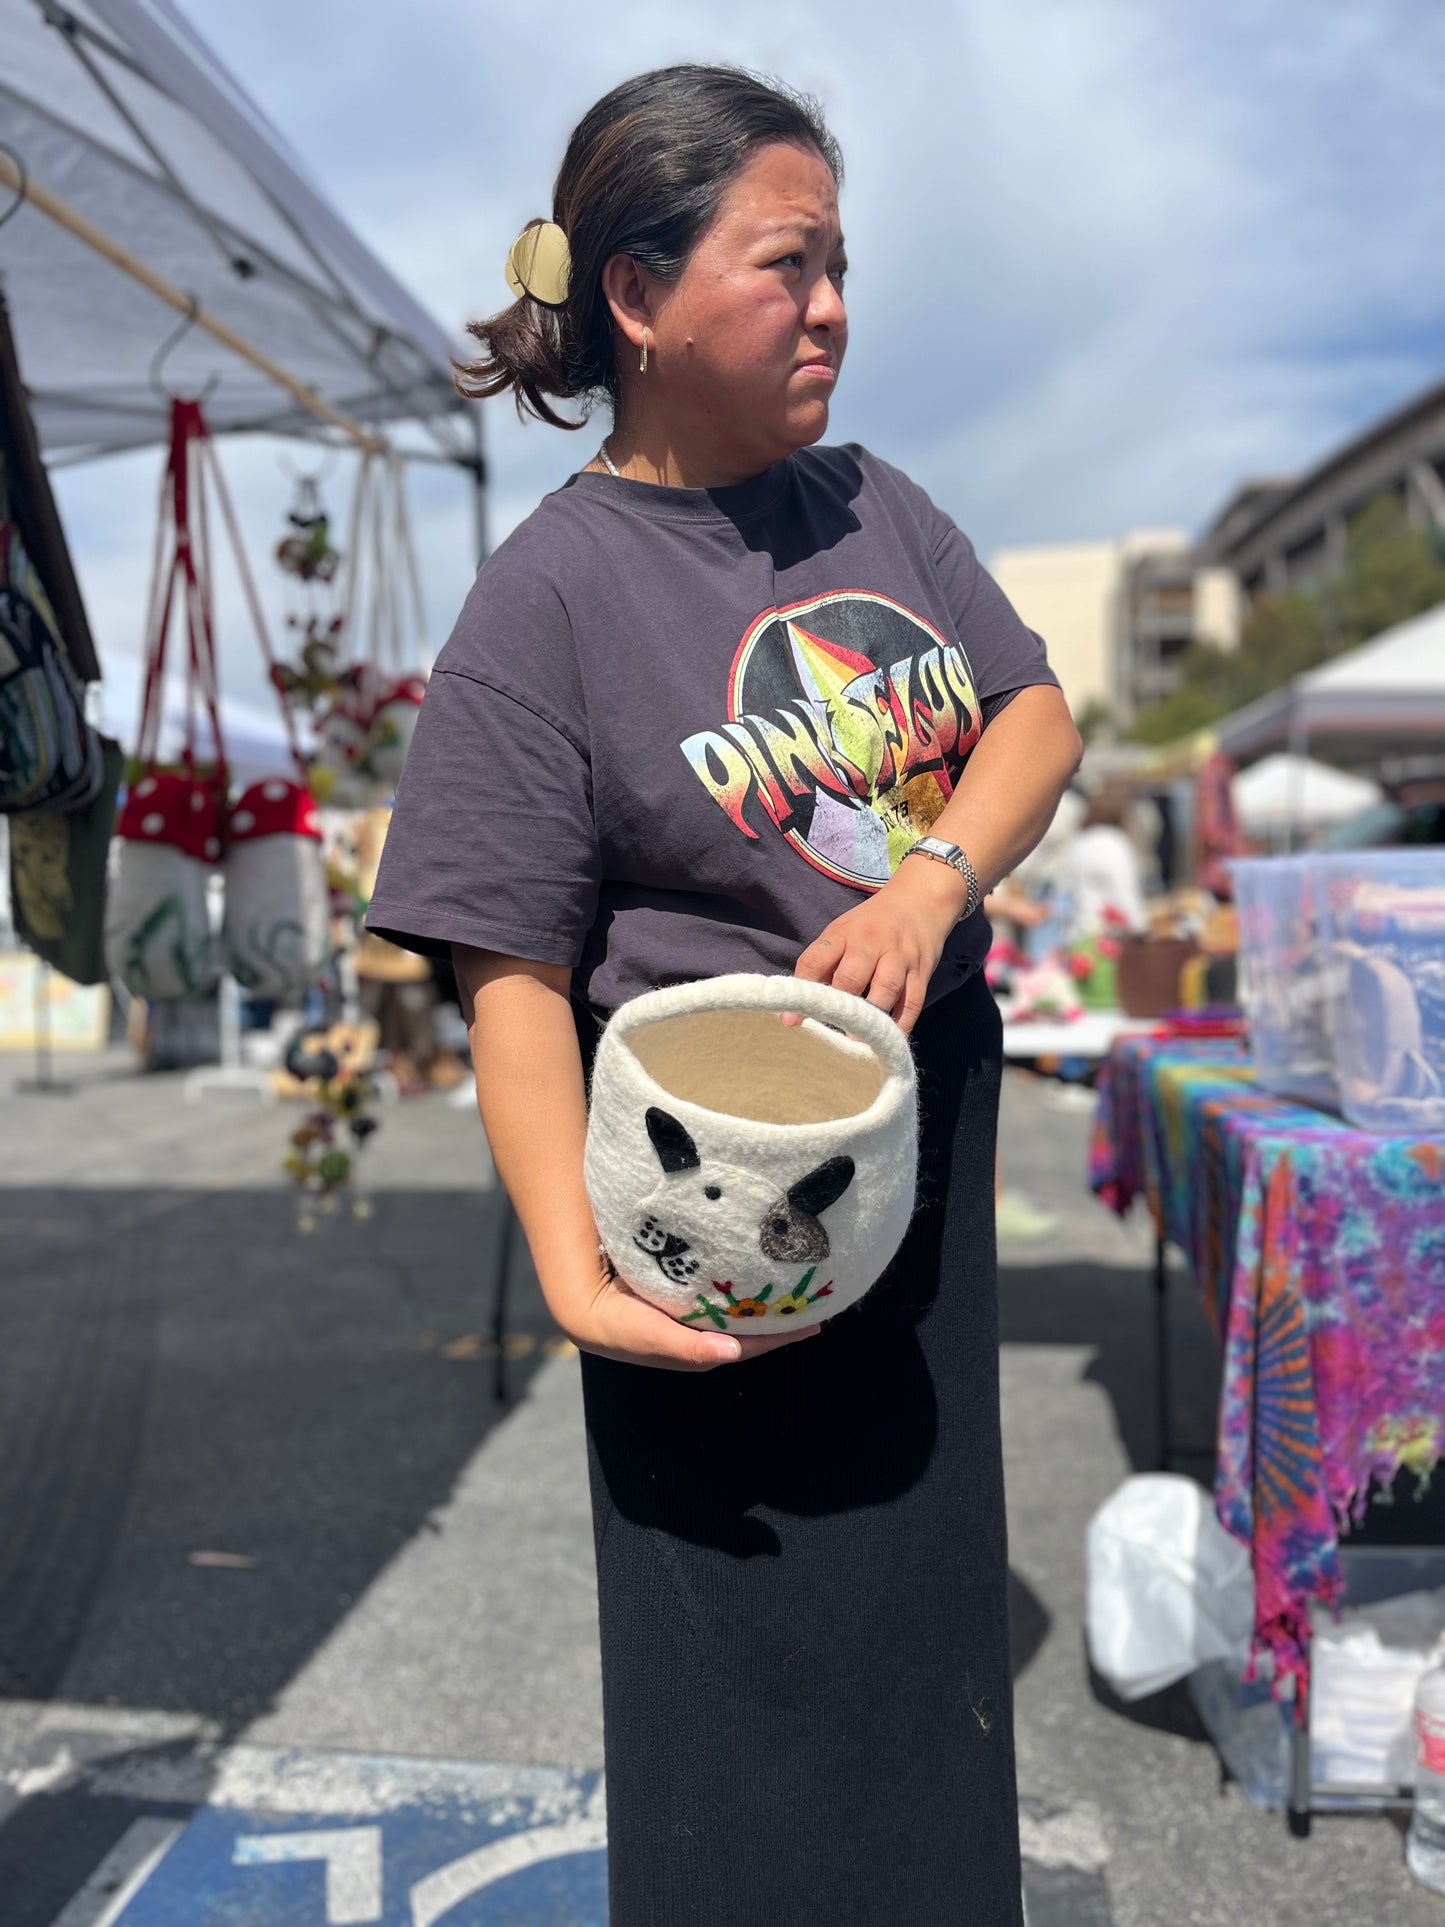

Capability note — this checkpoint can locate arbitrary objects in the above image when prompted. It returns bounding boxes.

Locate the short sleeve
[865,451,1061,725]
[366,668,601,966]
[928,516,1060,725]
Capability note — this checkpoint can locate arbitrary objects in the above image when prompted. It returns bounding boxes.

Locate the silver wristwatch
[903,836,983,919]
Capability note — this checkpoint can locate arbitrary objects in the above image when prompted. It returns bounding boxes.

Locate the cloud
[44,0,1445,725]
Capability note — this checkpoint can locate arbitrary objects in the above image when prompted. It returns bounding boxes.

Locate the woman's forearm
[792,685,1082,1027]
[453,949,600,1305]
[928,684,1083,893]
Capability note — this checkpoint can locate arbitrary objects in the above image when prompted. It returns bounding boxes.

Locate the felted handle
[606,971,915,1090]
[798,1015,877,1062]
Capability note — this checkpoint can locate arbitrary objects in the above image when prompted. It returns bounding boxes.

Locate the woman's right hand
[552,1250,820,1373]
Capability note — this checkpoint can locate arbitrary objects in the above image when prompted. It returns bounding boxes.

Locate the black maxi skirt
[579,971,1020,1926]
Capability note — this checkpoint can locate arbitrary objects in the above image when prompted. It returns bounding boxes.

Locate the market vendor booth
[1089,846,1445,1836]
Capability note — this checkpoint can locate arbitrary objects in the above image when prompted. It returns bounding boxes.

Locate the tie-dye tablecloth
[1091,1034,1445,1694]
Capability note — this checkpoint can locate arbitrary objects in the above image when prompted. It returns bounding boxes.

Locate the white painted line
[49,1817,184,1927]
[234,1827,383,1924]
[85,1743,591,1819]
[1019,1801,1111,1871]
[408,1814,608,1927]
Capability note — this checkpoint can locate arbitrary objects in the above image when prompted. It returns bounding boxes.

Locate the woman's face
[644,141,848,471]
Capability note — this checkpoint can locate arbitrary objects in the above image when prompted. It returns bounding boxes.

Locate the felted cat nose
[585,973,919,1331]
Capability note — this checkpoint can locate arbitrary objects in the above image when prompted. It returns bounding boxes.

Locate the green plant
[1128,495,1445,746]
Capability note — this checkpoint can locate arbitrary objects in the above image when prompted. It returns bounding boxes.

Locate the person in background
[1059,783,1149,937]
[983,878,1059,1243]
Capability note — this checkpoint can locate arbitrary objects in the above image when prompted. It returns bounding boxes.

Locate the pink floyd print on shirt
[680,590,983,893]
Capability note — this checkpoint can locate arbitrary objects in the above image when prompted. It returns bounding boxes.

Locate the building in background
[1203,377,1445,592]
[991,531,1240,731]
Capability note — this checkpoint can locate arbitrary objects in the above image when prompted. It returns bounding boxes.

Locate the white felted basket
[585,973,918,1331]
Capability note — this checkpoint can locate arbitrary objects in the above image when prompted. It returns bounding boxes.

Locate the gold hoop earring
[639,329,649,375]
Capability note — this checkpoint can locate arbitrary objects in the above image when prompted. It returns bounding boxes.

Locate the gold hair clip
[504,221,571,307]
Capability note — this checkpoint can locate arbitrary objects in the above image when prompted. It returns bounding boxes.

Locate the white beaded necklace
[597,441,621,478]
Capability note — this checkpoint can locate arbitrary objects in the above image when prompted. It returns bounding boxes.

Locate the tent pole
[0,151,383,456]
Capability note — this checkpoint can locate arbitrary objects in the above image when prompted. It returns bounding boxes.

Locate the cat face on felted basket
[585,974,919,1331]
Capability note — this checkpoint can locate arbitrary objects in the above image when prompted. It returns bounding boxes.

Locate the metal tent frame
[0,0,485,537]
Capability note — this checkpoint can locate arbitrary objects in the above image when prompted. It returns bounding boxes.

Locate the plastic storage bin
[1231,855,1339,1107]
[1314,850,1445,1135]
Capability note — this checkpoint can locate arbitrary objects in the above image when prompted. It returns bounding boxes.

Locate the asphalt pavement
[0,1041,1438,1924]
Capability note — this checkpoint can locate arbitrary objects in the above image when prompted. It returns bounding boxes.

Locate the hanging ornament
[270,466,346,724]
[309,452,429,806]
[279,1024,381,1230]
[275,472,340,585]
[364,671,427,790]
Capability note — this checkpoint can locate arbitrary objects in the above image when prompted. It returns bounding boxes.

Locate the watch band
[903,836,983,919]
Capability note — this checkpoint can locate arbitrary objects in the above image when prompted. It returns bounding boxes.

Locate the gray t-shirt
[368,443,1059,1019]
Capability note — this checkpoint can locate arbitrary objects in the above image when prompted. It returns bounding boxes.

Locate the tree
[1127,495,1445,746]
[1072,696,1115,746]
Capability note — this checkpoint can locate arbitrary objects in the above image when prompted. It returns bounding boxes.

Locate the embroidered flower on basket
[681,1268,834,1327]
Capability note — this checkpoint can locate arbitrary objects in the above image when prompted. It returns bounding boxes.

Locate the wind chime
[105,398,330,1005]
[308,450,427,806]
[268,462,344,719]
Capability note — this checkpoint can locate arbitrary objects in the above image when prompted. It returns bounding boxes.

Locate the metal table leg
[490,1196,518,1405]
[1288,1673,1312,1837]
[1153,1230,1171,1470]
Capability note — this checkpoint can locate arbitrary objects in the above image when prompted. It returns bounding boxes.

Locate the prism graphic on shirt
[680,589,982,892]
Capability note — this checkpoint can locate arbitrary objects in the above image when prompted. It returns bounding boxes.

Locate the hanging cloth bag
[223,774,329,1003]
[106,399,226,1002]
[0,521,103,815]
[182,432,331,1005]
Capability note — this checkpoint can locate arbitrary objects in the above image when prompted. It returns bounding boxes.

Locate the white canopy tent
[0,0,477,477]
[1231,752,1382,843]
[1215,603,1445,770]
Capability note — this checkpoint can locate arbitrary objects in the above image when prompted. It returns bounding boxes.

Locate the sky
[43,0,1445,733]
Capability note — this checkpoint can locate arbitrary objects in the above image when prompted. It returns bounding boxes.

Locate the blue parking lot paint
[77,1753,609,1927]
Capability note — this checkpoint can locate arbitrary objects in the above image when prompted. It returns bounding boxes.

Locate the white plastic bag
[1312,1590,1445,1792]
[1086,1473,1254,1701]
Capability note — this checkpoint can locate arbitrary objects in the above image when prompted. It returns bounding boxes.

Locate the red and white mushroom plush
[105,771,221,1000]
[310,684,375,807]
[222,777,330,1003]
[364,673,426,791]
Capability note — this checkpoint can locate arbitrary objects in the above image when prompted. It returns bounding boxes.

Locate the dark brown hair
[1084,784,1133,830]
[457,65,842,429]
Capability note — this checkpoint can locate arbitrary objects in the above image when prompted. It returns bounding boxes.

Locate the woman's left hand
[792,853,972,1035]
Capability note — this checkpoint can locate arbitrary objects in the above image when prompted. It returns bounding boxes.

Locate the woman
[369,65,1081,1925]
[1059,784,1149,938]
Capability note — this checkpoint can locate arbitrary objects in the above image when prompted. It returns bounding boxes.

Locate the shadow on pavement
[997,1253,1223,1478]
[0,1185,552,1728]
[0,1741,200,1927]
[1008,1566,1050,1680]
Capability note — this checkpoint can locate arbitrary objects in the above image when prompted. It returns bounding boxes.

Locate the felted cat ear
[759,1156,858,1265]
[787,1155,855,1218]
[645,1107,701,1173]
